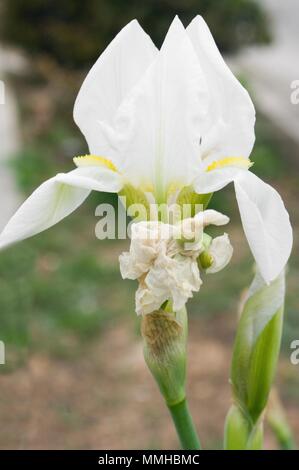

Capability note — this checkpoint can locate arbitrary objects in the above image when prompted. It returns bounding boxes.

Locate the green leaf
[231,270,285,423]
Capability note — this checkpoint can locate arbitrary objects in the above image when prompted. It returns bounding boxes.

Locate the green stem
[168,399,201,450]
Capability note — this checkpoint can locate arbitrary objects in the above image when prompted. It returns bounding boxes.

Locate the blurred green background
[0,0,298,450]
[1,0,270,67]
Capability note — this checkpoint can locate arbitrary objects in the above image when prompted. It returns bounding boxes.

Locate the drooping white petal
[187,15,255,161]
[114,16,208,193]
[0,166,122,250]
[234,171,293,283]
[74,20,157,159]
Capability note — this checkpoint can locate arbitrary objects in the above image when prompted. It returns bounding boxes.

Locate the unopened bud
[198,251,213,269]
[141,307,187,406]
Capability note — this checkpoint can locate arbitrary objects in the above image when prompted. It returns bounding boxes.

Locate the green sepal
[176,186,212,216]
[119,184,150,221]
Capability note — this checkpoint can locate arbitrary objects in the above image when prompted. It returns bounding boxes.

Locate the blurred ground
[1,314,298,450]
[0,315,234,449]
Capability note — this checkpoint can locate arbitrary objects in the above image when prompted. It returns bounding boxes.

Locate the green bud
[230,270,284,423]
[224,269,285,450]
[198,251,213,269]
[224,405,263,450]
[141,307,187,406]
[197,234,213,269]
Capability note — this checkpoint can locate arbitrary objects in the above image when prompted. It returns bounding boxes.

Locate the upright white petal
[114,16,208,194]
[234,171,292,283]
[187,16,255,161]
[74,20,157,159]
[0,166,122,250]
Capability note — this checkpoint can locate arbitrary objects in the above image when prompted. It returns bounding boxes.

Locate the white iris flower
[0,16,292,284]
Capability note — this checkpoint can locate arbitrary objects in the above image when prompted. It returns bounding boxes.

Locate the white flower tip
[195,209,230,227]
[162,15,186,48]
[129,18,139,26]
[126,19,148,36]
[188,14,205,29]
[172,14,183,25]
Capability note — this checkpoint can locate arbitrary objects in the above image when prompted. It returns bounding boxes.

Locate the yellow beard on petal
[206,156,253,172]
[73,155,118,172]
